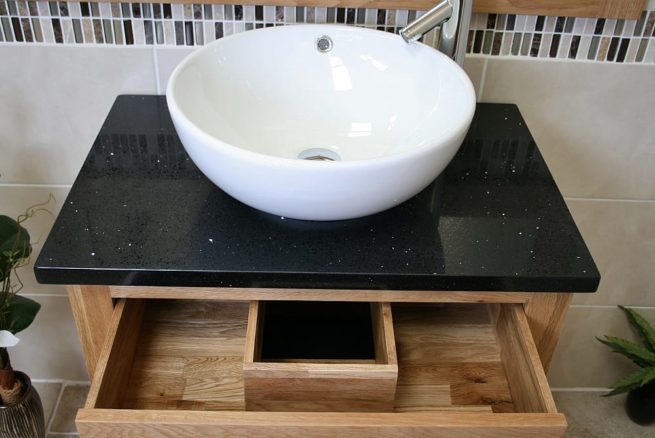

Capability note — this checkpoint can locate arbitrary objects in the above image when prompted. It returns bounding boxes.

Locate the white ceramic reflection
[167,25,475,221]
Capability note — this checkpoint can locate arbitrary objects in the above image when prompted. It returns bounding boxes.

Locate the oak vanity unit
[35,97,599,437]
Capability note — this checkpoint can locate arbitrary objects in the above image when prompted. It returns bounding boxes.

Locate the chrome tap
[400,0,472,66]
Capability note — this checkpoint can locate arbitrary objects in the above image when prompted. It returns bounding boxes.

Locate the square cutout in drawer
[260,301,375,361]
[243,301,398,412]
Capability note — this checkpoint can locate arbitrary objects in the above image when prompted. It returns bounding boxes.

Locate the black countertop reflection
[34,96,599,292]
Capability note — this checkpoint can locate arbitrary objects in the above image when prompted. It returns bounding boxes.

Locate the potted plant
[0,208,46,437]
[597,305,655,426]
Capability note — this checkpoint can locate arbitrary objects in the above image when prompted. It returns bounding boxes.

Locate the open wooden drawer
[76,299,567,437]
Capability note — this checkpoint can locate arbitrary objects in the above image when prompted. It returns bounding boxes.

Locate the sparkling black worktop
[34,96,599,292]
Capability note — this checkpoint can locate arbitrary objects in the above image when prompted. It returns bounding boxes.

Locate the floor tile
[32,381,63,427]
[49,384,89,433]
[554,391,655,437]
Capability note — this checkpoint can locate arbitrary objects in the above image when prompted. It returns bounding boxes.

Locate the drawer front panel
[77,409,566,437]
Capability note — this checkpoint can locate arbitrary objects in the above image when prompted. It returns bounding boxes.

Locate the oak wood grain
[523,293,573,372]
[121,300,250,411]
[393,303,515,413]
[496,304,558,414]
[243,301,399,411]
[372,302,398,365]
[77,409,567,437]
[67,285,114,379]
[85,299,145,409]
[80,300,566,436]
[109,286,534,304]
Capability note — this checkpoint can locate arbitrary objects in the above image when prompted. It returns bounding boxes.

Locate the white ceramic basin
[167,24,475,221]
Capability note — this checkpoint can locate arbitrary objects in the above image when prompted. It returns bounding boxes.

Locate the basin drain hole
[316,35,333,53]
[298,148,341,161]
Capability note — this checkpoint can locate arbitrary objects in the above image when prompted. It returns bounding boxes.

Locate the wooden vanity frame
[68,285,572,436]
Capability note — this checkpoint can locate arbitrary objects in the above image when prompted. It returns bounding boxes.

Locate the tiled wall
[468,10,655,63]
[0,2,654,393]
[1,1,655,63]
[467,56,655,389]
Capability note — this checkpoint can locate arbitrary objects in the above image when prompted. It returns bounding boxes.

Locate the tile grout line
[564,196,655,204]
[48,381,90,386]
[45,433,79,437]
[21,294,70,298]
[153,46,161,94]
[46,381,92,435]
[0,183,73,188]
[46,383,67,435]
[551,387,610,392]
[32,378,65,384]
[571,304,655,309]
[477,56,488,101]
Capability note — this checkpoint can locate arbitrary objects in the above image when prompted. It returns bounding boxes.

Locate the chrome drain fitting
[298,148,341,161]
[316,35,333,53]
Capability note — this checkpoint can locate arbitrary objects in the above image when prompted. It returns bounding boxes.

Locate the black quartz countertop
[34,96,599,292]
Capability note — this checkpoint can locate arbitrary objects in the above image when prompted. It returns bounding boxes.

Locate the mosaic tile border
[0,1,654,64]
[468,11,655,63]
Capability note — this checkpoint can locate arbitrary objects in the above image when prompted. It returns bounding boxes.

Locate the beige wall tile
[154,47,195,94]
[0,45,157,185]
[0,185,70,295]
[463,55,485,102]
[548,306,655,388]
[481,58,655,201]
[567,199,655,306]
[10,295,87,381]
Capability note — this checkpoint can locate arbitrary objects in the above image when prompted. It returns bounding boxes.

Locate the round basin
[167,24,475,221]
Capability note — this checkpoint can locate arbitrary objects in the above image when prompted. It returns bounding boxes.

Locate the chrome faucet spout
[400,0,472,67]
[400,0,453,43]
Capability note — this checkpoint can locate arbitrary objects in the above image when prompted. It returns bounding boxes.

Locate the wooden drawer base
[78,299,566,437]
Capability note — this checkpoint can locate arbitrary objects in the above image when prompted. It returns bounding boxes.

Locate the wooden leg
[523,293,573,372]
[67,285,114,379]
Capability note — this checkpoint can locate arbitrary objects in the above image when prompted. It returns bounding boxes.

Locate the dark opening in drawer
[243,300,398,411]
[260,301,375,361]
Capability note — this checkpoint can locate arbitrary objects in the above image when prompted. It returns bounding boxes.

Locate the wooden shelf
[78,298,566,436]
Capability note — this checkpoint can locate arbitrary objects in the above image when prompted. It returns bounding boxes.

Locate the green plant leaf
[0,215,31,278]
[640,366,655,386]
[6,295,40,334]
[605,367,655,396]
[596,336,655,367]
[620,305,655,352]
